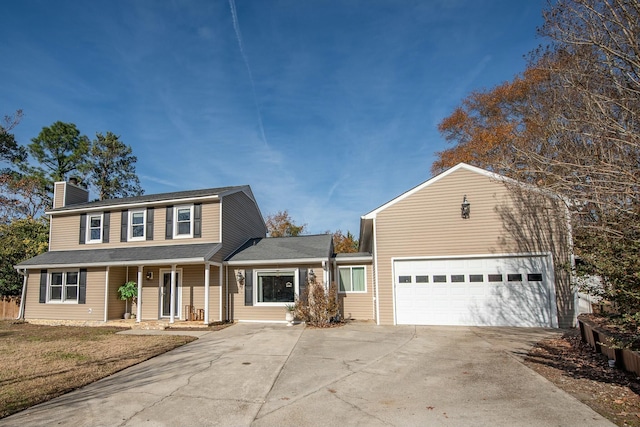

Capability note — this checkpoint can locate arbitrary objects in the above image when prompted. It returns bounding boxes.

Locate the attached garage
[393,255,558,327]
[359,163,574,327]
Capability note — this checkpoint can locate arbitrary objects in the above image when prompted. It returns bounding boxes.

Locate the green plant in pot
[118,281,138,319]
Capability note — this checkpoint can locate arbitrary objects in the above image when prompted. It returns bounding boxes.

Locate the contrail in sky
[228,0,268,146]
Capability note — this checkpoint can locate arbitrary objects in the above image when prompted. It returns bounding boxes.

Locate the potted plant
[118,281,138,319]
[284,304,295,326]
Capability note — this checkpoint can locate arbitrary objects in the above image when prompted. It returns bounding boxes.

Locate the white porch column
[219,266,223,322]
[170,265,177,324]
[136,266,143,323]
[103,267,110,322]
[204,263,210,325]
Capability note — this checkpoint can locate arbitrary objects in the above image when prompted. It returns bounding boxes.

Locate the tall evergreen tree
[87,132,143,200]
[27,121,90,184]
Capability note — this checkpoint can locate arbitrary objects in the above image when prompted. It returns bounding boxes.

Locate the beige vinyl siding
[131,264,221,322]
[52,182,89,209]
[230,263,320,322]
[215,191,267,263]
[337,262,374,321]
[373,167,570,325]
[23,268,106,321]
[49,200,221,251]
[53,182,65,209]
[107,267,127,320]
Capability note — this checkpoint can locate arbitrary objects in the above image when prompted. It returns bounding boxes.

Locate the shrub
[294,278,339,327]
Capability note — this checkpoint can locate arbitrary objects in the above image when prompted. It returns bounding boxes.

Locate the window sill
[254,303,293,307]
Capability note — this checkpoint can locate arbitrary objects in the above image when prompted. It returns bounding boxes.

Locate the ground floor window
[339,266,365,292]
[256,270,297,304]
[49,271,79,302]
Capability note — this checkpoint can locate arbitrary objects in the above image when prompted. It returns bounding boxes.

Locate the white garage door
[394,256,557,327]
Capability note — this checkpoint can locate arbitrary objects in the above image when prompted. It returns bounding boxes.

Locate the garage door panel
[394,256,555,327]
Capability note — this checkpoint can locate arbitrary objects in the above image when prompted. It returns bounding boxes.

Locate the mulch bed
[524,327,640,426]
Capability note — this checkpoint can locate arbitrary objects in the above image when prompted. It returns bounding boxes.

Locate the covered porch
[16,243,225,325]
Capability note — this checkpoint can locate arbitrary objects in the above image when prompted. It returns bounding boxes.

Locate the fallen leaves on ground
[524,328,640,427]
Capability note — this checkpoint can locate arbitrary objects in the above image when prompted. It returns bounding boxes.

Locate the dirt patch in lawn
[0,320,197,419]
[524,328,640,427]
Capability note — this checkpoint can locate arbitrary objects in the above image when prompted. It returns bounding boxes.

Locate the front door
[161,271,181,318]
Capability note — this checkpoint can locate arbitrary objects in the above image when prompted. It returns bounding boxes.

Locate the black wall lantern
[461,195,470,219]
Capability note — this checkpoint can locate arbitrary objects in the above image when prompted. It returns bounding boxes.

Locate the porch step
[131,321,170,330]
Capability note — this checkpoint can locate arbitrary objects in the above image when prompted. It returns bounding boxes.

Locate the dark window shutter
[146,207,154,240]
[103,212,110,243]
[194,203,202,238]
[78,269,87,304]
[120,210,128,242]
[165,206,173,239]
[244,269,253,306]
[39,270,47,303]
[79,213,87,244]
[298,268,308,300]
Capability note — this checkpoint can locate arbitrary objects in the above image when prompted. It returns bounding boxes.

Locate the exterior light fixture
[236,270,245,288]
[461,195,470,219]
[146,271,153,280]
[308,269,316,283]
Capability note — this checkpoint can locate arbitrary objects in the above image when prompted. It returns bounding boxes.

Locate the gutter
[16,268,27,320]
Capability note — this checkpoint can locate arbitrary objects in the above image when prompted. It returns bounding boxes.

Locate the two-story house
[16,163,577,328]
[16,181,270,324]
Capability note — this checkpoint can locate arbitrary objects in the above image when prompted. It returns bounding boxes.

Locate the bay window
[256,270,297,304]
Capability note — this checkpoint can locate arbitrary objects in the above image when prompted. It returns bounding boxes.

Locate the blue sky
[1,0,547,235]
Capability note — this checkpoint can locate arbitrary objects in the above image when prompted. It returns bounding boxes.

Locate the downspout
[16,268,28,320]
[225,264,230,322]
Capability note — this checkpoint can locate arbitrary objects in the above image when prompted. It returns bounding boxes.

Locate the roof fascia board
[46,194,220,215]
[16,257,211,270]
[225,257,329,266]
[335,256,373,263]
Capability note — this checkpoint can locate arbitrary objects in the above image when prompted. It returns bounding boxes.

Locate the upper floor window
[87,213,103,243]
[129,209,146,241]
[339,266,366,293]
[174,205,193,238]
[165,204,200,240]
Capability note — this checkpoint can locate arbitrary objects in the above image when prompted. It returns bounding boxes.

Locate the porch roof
[225,234,333,265]
[15,243,222,269]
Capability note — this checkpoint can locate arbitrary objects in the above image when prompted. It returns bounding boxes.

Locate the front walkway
[0,323,614,427]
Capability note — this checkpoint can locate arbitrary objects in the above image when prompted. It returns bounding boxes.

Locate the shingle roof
[15,243,221,268]
[225,234,333,263]
[49,185,249,212]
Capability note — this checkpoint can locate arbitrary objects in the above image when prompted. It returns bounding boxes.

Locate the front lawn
[0,321,196,418]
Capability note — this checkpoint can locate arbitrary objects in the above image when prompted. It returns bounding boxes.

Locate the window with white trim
[87,213,103,243]
[129,209,146,241]
[339,266,366,292]
[49,271,79,303]
[174,205,193,238]
[255,269,298,305]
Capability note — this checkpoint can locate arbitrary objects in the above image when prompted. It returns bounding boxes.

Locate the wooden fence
[1,298,20,319]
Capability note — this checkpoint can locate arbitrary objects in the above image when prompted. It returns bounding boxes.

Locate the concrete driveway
[1,323,614,427]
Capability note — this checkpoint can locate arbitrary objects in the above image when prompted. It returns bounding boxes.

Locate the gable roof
[361,163,512,220]
[358,163,520,252]
[225,234,333,265]
[47,185,253,213]
[15,243,222,269]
